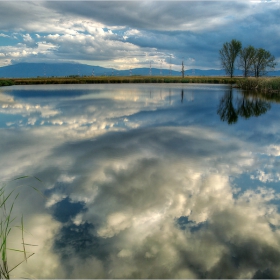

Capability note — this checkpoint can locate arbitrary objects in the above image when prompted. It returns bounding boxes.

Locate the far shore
[0,76,238,86]
[1,77,280,94]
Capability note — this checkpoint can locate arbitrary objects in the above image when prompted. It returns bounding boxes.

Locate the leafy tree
[238,45,256,77]
[219,39,242,78]
[253,48,276,77]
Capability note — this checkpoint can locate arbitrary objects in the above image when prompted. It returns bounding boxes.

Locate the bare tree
[219,39,242,78]
[238,45,256,77]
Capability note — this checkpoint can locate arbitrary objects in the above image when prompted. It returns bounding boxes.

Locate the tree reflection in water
[217,90,238,124]
[217,89,271,124]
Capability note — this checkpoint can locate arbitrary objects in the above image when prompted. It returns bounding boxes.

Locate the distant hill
[0,63,278,78]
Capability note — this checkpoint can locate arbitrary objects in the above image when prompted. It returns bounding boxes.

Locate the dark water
[1,84,280,278]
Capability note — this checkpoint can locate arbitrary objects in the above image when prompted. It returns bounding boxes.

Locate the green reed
[236,77,280,93]
[0,176,42,279]
[0,80,14,87]
[8,76,238,85]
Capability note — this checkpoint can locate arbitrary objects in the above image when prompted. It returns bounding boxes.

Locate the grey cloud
[45,1,249,31]
[0,2,50,31]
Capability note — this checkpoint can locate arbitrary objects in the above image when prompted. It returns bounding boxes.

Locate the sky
[0,1,279,71]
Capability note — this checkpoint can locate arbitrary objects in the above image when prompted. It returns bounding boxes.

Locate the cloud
[0,33,10,38]
[0,1,279,69]
[46,126,279,278]
[2,84,280,277]
[46,1,250,32]
[0,41,58,66]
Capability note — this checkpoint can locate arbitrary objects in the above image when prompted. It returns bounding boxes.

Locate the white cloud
[22,33,33,42]
[0,33,9,38]
[0,96,59,119]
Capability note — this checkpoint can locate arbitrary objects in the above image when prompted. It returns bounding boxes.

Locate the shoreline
[1,77,279,94]
[0,76,237,86]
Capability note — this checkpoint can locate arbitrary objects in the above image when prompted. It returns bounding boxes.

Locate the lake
[1,83,280,278]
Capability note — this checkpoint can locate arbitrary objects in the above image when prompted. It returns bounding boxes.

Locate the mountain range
[0,63,279,78]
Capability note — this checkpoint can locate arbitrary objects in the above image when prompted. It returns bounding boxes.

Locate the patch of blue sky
[113,28,128,35]
[28,32,51,38]
[113,120,129,129]
[176,216,208,232]
[0,33,19,46]
[232,172,280,197]
[0,113,27,128]
[5,89,94,99]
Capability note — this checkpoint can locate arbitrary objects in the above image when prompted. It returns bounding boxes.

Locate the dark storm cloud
[0,2,55,32]
[45,1,248,31]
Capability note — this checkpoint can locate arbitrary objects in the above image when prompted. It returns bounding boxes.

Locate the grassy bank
[2,77,280,94]
[236,77,280,93]
[1,76,238,86]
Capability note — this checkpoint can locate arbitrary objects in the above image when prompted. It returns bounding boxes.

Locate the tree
[252,48,276,77]
[219,39,242,78]
[238,45,256,77]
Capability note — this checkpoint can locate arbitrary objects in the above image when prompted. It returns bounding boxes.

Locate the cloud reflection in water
[1,84,280,278]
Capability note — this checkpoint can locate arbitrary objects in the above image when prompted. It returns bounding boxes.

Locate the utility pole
[181,59,185,78]
[169,55,172,76]
[149,61,152,76]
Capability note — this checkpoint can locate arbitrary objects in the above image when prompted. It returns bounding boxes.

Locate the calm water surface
[1,84,280,278]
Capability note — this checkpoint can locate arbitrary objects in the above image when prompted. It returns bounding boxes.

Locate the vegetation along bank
[0,76,237,86]
[1,76,280,95]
